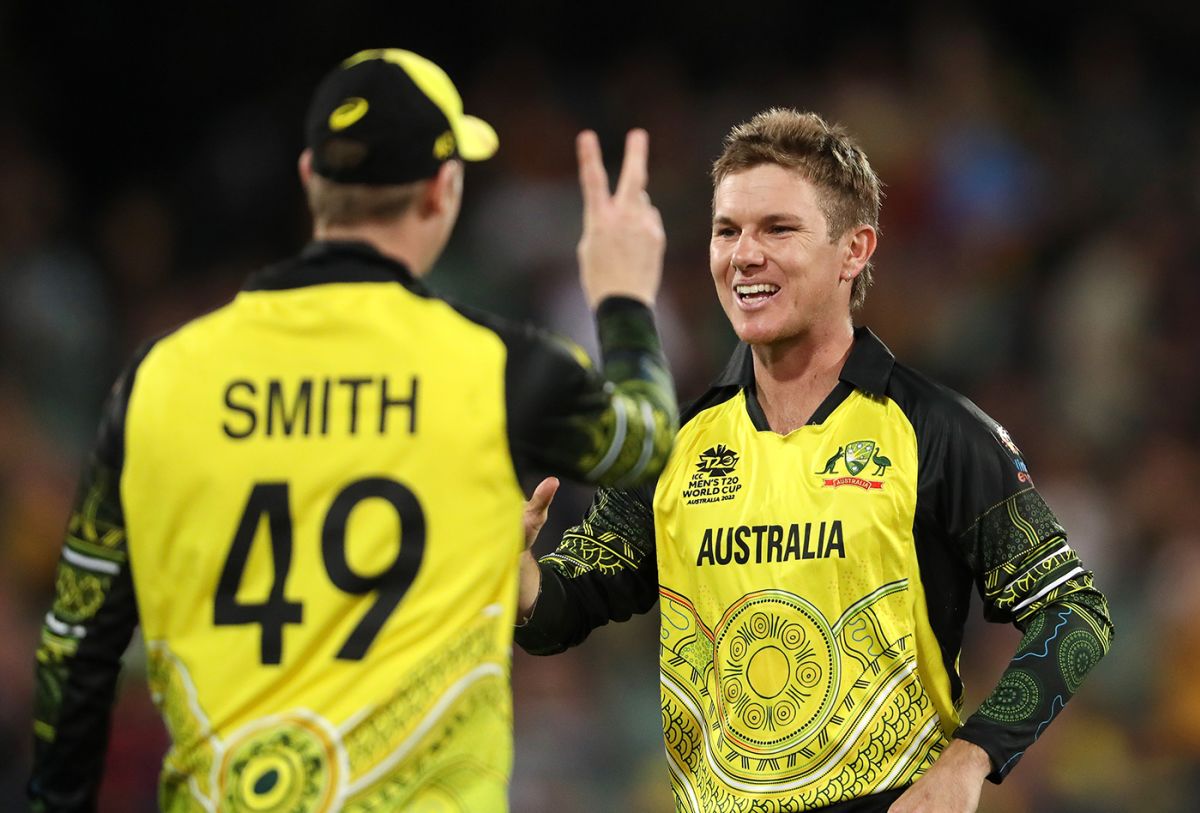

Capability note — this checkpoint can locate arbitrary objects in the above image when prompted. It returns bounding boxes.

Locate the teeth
[735,284,779,295]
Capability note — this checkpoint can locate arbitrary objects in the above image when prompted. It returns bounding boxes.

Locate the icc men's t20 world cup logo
[683,444,743,505]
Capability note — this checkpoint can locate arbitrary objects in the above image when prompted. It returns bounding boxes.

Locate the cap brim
[454,114,499,161]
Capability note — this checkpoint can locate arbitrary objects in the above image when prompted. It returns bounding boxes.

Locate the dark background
[2,2,1198,810]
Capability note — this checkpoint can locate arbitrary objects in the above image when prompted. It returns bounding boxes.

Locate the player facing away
[29,49,677,812]
[516,109,1113,812]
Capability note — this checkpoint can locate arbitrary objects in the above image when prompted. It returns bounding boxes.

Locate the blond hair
[306,173,422,228]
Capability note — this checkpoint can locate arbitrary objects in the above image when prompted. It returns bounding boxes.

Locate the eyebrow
[712,213,804,226]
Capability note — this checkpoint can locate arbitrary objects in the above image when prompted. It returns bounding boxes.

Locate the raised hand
[576,129,666,309]
[517,477,560,623]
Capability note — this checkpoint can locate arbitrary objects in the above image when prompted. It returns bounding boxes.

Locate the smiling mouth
[735,283,780,302]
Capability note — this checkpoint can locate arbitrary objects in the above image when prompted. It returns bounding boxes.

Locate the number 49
[214,478,426,664]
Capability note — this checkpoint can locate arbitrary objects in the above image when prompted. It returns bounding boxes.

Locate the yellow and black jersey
[518,327,1113,813]
[30,240,678,813]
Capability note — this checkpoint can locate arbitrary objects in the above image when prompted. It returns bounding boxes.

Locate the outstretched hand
[523,477,560,551]
[576,128,666,309]
[517,477,560,623]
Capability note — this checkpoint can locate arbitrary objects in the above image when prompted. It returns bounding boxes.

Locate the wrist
[595,296,661,361]
[946,738,992,780]
[589,288,655,311]
[516,553,542,625]
[595,294,655,322]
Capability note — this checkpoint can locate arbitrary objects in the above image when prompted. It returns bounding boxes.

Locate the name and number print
[214,374,425,665]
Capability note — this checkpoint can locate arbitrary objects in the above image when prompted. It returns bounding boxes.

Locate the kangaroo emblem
[817,447,843,474]
[871,450,892,476]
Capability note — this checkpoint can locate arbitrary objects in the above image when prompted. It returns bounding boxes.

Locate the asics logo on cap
[329,97,369,131]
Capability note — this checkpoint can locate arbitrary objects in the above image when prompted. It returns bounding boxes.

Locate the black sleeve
[514,483,659,654]
[28,350,149,812]
[458,296,678,487]
[914,386,1113,783]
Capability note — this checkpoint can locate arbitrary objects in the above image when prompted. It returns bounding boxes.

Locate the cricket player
[29,49,677,812]
[516,108,1113,812]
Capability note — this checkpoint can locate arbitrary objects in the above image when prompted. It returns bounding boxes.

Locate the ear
[420,160,463,217]
[298,148,314,188]
[839,224,877,281]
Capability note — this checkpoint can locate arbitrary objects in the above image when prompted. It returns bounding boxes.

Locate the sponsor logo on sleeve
[996,425,1033,483]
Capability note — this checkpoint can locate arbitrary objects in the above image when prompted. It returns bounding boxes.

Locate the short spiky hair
[712,109,882,310]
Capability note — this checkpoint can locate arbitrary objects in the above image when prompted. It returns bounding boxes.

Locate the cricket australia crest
[843,441,875,476]
[816,439,890,491]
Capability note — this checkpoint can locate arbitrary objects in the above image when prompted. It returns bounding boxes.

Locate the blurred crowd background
[2,2,1198,810]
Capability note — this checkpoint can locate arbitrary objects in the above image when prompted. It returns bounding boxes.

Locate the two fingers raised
[577,128,653,216]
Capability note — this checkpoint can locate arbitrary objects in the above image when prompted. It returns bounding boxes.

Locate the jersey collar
[241,240,432,296]
[712,326,896,397]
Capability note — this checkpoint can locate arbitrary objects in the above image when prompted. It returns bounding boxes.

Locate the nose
[731,233,765,273]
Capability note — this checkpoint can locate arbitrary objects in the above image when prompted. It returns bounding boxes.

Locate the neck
[314,220,429,276]
[750,318,855,433]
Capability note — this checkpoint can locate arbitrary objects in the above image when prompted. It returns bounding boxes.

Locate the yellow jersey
[519,327,1112,812]
[31,240,678,812]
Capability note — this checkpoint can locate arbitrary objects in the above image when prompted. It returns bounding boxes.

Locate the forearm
[30,653,124,813]
[499,295,677,488]
[956,588,1112,781]
[954,483,1115,782]
[515,562,592,654]
[595,296,673,406]
[30,460,138,811]
[581,296,677,486]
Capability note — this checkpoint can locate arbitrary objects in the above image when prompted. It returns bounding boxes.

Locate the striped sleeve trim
[62,547,122,575]
[586,394,629,481]
[617,399,658,487]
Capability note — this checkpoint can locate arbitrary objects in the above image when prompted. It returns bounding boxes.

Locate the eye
[769,224,796,234]
[713,226,738,238]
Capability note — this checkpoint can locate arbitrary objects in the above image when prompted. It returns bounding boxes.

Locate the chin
[728,310,770,338]
[733,318,806,350]
[734,323,782,347]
